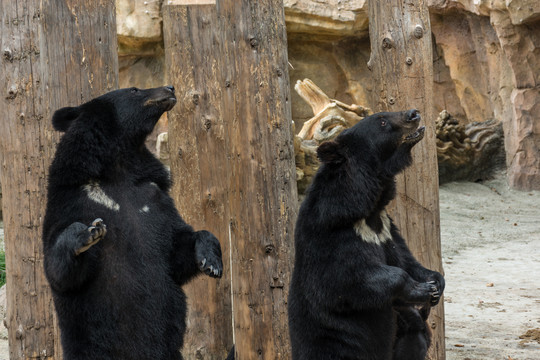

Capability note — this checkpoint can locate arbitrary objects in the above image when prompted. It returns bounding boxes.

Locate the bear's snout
[406,109,420,123]
[144,87,177,111]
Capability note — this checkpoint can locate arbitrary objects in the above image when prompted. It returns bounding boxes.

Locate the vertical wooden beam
[163,3,233,359]
[215,1,297,359]
[367,1,445,359]
[165,1,297,358]
[0,1,118,358]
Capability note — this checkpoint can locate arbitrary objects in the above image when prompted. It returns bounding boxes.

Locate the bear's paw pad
[75,218,106,256]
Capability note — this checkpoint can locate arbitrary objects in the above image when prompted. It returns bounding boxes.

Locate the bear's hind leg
[393,307,431,360]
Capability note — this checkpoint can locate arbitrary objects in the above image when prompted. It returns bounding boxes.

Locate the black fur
[393,306,431,360]
[43,86,224,360]
[288,110,444,360]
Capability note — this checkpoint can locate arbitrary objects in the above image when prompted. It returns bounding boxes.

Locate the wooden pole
[165,1,296,358]
[163,3,233,359]
[0,1,118,358]
[215,1,297,358]
[367,1,445,359]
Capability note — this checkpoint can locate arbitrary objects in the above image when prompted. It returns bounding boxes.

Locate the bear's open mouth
[162,97,177,111]
[403,126,426,143]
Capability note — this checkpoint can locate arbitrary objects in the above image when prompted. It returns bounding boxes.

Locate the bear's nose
[406,109,420,122]
[165,85,175,93]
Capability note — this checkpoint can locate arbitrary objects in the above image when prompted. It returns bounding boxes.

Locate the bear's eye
[130,87,139,94]
[381,120,387,127]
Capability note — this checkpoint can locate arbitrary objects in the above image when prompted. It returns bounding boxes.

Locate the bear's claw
[195,230,223,279]
[75,218,106,256]
[427,280,442,306]
[199,260,222,278]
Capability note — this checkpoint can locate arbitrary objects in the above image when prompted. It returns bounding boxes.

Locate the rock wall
[116,0,540,190]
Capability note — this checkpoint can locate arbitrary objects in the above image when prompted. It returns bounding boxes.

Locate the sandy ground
[440,174,540,360]
[0,173,538,359]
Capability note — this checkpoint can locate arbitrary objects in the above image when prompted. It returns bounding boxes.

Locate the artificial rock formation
[490,11,540,190]
[115,0,540,190]
[117,0,163,54]
[284,0,369,37]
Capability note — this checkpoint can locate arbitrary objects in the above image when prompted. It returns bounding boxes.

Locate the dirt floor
[0,173,538,359]
[440,174,540,360]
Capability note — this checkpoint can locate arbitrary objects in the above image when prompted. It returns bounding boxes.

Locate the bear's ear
[52,106,81,132]
[317,141,345,164]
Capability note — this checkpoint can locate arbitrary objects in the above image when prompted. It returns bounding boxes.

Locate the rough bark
[164,1,297,359]
[163,4,232,359]
[0,1,118,358]
[216,1,298,358]
[367,1,445,359]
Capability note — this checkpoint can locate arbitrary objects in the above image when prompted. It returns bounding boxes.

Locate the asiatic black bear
[43,86,224,360]
[288,109,444,360]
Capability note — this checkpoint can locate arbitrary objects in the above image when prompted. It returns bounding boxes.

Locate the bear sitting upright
[43,86,224,360]
[288,109,445,360]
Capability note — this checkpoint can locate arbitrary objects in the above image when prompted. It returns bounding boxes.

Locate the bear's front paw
[75,218,107,256]
[195,231,223,278]
[424,272,444,306]
[401,281,437,305]
[426,280,442,306]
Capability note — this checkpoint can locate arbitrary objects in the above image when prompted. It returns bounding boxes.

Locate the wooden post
[165,0,296,358]
[215,2,297,358]
[163,3,233,359]
[367,1,445,359]
[0,1,118,358]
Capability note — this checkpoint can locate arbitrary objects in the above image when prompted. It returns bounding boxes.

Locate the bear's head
[52,86,176,144]
[317,109,425,167]
[48,86,177,187]
[304,110,425,226]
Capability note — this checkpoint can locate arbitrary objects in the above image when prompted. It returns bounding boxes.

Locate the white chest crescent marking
[83,182,120,212]
[353,211,392,245]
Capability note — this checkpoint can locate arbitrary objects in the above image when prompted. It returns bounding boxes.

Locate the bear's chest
[82,180,176,252]
[353,210,392,245]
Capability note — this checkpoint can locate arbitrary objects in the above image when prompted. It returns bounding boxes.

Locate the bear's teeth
[405,126,425,140]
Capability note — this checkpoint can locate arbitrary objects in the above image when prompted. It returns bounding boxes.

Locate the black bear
[288,109,444,360]
[43,86,224,360]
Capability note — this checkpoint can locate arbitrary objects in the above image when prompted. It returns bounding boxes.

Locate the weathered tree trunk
[163,3,233,359]
[165,1,297,359]
[0,1,118,358]
[216,2,297,358]
[367,1,445,359]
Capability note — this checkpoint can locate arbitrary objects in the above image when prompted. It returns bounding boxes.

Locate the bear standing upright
[43,86,224,360]
[288,109,445,360]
